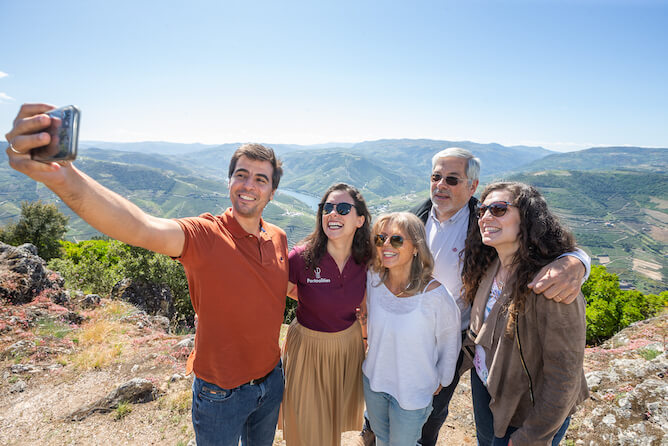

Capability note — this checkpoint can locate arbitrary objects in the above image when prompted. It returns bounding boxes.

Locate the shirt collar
[429,202,470,225]
[221,208,269,240]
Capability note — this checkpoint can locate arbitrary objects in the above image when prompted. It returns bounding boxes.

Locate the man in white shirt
[356,147,590,446]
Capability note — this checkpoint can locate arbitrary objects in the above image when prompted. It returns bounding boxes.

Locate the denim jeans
[191,360,284,446]
[417,349,464,446]
[470,370,494,446]
[471,368,570,446]
[363,374,433,446]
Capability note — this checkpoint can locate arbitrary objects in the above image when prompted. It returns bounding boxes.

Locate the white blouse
[362,270,462,410]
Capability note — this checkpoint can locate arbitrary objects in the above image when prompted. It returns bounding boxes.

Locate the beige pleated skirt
[281,319,365,446]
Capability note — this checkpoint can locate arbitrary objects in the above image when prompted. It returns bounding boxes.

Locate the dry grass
[159,387,192,414]
[68,341,124,370]
[64,303,131,370]
[98,300,136,320]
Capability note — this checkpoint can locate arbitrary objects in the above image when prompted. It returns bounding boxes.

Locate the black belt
[244,368,273,386]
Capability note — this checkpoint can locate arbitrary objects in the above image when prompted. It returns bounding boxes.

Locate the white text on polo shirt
[307,267,332,284]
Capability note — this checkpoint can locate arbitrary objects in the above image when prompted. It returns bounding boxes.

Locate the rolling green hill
[1,140,665,292]
[514,146,667,174]
[0,156,315,246]
[499,170,667,293]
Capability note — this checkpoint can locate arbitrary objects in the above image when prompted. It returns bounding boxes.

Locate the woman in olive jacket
[462,182,588,446]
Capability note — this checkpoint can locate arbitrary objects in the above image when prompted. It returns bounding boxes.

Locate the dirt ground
[6,297,665,445]
[0,298,478,446]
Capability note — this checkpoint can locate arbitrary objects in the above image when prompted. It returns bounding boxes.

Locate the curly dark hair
[462,182,576,333]
[299,183,373,272]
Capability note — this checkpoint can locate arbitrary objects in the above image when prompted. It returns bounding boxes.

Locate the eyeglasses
[321,202,354,215]
[374,234,409,249]
[477,201,515,219]
[430,173,468,186]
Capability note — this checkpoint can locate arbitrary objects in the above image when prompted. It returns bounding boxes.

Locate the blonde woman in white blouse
[362,212,461,446]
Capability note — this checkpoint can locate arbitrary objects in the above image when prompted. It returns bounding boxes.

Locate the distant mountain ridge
[1,140,665,292]
[515,146,667,174]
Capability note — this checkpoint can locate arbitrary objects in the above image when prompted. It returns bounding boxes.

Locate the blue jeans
[191,360,284,446]
[471,370,494,446]
[417,349,464,446]
[363,374,433,446]
[471,368,570,446]
[492,418,570,446]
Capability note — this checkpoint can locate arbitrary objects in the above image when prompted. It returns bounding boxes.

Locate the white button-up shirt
[425,204,471,330]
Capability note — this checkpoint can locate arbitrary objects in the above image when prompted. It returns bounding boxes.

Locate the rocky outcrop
[567,314,667,445]
[110,278,173,318]
[68,378,160,421]
[0,242,67,305]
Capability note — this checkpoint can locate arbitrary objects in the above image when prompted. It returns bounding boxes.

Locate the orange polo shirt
[175,208,288,389]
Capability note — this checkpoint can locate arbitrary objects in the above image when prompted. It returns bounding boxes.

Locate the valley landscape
[1,139,666,293]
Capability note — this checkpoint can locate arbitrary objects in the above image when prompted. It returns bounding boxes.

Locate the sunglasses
[321,202,354,215]
[374,234,409,249]
[431,173,468,186]
[477,201,515,219]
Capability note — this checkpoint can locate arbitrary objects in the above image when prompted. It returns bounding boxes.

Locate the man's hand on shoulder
[528,255,585,304]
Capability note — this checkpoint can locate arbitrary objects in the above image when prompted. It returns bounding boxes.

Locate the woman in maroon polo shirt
[282,182,373,446]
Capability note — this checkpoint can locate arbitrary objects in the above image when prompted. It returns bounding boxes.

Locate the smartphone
[30,105,80,163]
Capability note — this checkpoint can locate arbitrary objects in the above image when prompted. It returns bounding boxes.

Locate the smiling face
[375,222,416,274]
[430,157,478,221]
[321,190,365,244]
[228,155,276,222]
[478,189,521,257]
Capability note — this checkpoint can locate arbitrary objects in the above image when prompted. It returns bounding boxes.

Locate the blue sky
[1,0,667,152]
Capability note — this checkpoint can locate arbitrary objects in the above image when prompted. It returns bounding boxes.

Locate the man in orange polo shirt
[6,104,289,446]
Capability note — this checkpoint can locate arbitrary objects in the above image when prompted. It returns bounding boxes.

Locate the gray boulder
[110,278,173,318]
[0,241,68,305]
[68,378,159,421]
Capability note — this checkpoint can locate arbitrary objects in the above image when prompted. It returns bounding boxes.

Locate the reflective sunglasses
[430,173,468,186]
[477,201,515,219]
[374,234,408,248]
[321,202,354,215]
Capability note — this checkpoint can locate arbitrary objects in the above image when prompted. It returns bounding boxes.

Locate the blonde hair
[370,212,434,295]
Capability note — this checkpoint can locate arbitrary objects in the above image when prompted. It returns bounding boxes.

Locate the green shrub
[0,201,69,260]
[49,239,194,329]
[582,265,667,344]
[48,239,125,294]
[117,245,192,328]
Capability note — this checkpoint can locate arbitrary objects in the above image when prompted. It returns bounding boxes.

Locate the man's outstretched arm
[6,103,184,258]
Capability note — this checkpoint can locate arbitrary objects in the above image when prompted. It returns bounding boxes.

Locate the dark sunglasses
[477,201,515,219]
[430,173,468,186]
[321,202,354,215]
[374,234,408,248]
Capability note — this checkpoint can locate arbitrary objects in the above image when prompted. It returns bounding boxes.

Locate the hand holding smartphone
[30,105,80,163]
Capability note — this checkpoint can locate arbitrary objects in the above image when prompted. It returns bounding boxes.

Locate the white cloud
[0,71,8,79]
[0,92,15,103]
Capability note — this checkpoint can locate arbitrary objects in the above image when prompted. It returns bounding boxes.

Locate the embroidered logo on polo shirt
[307,267,331,284]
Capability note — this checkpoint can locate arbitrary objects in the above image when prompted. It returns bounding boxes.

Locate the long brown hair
[299,183,372,272]
[370,212,434,295]
[462,182,576,332]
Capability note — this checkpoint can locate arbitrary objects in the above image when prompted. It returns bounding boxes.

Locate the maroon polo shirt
[289,244,367,332]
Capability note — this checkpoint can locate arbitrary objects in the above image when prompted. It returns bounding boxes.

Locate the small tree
[582,265,668,344]
[0,201,69,260]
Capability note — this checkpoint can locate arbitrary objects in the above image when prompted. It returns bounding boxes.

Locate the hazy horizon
[2,1,667,153]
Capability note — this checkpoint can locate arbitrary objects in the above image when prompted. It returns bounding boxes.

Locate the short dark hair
[228,143,283,190]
